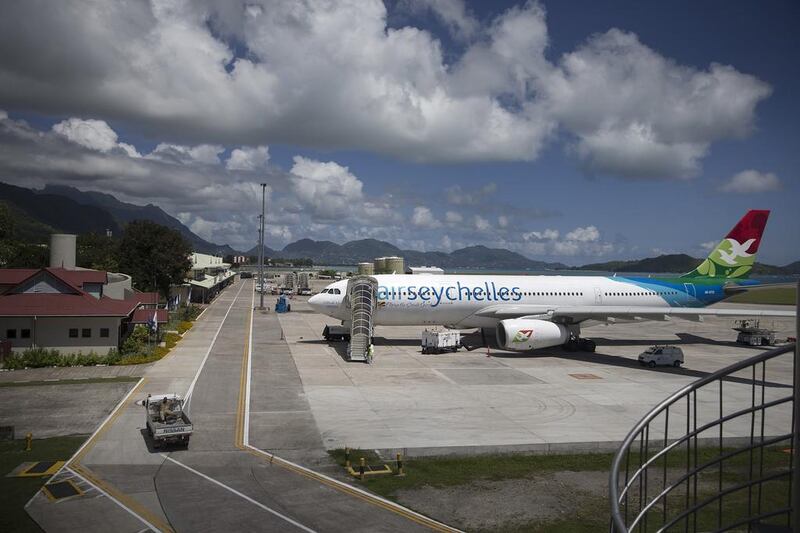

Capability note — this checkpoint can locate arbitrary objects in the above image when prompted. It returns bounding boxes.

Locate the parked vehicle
[275,295,291,313]
[638,345,684,368]
[144,394,192,448]
[323,324,350,341]
[421,329,461,354]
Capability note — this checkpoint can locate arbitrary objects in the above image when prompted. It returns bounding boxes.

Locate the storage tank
[50,234,77,269]
[385,256,404,274]
[373,257,387,274]
[357,262,374,276]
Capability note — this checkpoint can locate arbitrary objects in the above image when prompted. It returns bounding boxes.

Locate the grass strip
[0,436,86,533]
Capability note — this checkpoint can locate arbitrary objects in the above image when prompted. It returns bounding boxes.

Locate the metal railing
[346,276,377,363]
[609,341,796,532]
[610,280,799,532]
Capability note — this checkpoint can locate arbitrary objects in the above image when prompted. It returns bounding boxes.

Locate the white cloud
[445,211,463,224]
[406,0,478,41]
[0,109,8,120]
[720,169,781,193]
[289,156,363,219]
[473,215,491,232]
[700,241,718,251]
[226,146,270,171]
[0,2,771,174]
[498,215,509,228]
[524,228,559,241]
[51,118,142,156]
[445,182,497,205]
[543,29,770,179]
[149,143,224,165]
[565,226,600,242]
[411,206,438,228]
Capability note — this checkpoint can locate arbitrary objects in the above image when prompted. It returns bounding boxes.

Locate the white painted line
[44,377,145,482]
[240,312,459,532]
[66,466,163,533]
[184,281,247,411]
[243,443,459,531]
[244,281,255,445]
[160,455,316,533]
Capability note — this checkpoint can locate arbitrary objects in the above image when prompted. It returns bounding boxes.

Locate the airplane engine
[496,319,569,351]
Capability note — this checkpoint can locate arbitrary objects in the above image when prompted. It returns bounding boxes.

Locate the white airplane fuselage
[308,273,723,329]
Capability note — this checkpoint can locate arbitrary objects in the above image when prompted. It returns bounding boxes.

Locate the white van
[638,345,684,368]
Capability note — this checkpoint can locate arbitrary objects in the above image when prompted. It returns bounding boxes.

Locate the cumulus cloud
[401,0,479,41]
[411,206,438,228]
[524,229,559,241]
[473,215,491,232]
[289,156,364,219]
[52,117,141,157]
[498,215,509,228]
[226,146,270,171]
[0,1,767,173]
[148,143,224,165]
[565,225,600,242]
[544,30,771,179]
[720,169,781,193]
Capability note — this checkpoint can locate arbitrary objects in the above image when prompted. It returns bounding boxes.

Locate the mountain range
[250,238,568,270]
[0,182,237,255]
[2,181,798,274]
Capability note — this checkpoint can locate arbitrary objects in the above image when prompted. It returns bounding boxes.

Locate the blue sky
[0,1,796,265]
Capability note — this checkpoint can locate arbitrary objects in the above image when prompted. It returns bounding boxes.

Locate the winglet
[682,210,770,279]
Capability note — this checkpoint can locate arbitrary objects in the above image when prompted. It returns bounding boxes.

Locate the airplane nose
[308,294,321,311]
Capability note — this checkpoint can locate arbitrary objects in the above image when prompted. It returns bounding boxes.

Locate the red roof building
[0,268,167,356]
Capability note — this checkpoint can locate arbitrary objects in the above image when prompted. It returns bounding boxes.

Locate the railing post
[792,280,799,532]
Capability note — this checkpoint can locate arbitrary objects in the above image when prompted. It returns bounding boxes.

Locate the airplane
[308,210,795,353]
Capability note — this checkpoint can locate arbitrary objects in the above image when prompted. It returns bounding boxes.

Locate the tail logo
[715,238,756,266]
[512,329,533,343]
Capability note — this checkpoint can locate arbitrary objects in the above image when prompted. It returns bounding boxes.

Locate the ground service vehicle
[145,393,192,448]
[421,329,462,354]
[638,346,684,368]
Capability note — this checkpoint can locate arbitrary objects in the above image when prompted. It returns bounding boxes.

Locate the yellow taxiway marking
[235,284,459,532]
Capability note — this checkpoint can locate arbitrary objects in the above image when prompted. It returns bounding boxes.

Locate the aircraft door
[594,287,604,305]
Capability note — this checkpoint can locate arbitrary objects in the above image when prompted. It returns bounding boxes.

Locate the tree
[115,220,192,298]
[77,232,119,271]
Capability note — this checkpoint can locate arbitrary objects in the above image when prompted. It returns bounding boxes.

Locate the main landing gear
[563,337,596,353]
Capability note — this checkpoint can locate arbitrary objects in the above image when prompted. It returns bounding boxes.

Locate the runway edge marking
[239,288,460,533]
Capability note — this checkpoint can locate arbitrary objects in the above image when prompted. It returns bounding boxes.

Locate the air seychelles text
[377,282,522,308]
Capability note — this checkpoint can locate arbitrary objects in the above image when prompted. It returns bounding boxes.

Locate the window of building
[69,328,78,338]
[21,329,30,339]
[81,328,91,338]
[6,329,16,339]
[100,328,110,338]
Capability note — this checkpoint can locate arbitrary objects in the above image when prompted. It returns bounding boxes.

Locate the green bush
[1,347,121,369]
[120,325,152,356]
[174,304,202,322]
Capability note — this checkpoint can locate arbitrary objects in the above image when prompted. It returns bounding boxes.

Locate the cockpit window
[322,289,329,293]
[332,288,341,295]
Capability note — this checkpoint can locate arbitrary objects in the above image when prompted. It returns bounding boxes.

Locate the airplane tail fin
[682,210,770,279]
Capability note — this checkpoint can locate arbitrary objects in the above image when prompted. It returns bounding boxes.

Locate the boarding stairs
[346,276,378,363]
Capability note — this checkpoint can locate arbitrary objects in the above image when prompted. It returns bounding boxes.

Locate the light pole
[259,183,266,310]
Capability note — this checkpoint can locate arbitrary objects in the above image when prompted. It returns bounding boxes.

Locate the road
[27,279,454,532]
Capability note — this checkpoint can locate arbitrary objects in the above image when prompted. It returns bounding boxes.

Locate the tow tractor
[144,393,192,448]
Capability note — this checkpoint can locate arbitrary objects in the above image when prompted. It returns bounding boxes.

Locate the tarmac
[26,279,454,533]
[21,277,796,532]
[280,282,795,456]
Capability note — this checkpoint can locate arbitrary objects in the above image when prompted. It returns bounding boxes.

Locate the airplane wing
[474,304,795,323]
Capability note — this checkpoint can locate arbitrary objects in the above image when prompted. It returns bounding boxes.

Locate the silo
[50,234,77,269]
[374,257,387,274]
[385,256,404,274]
[357,262,374,276]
